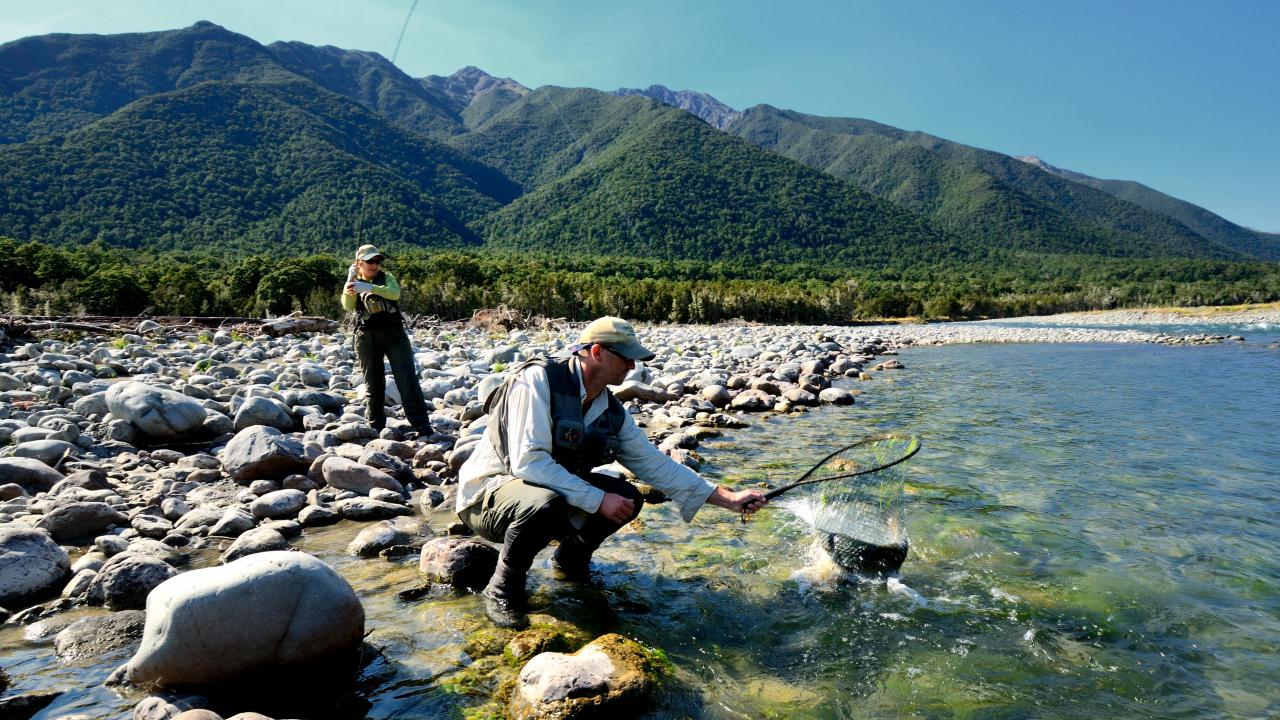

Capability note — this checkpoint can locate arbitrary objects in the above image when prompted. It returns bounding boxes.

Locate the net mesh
[780,435,919,554]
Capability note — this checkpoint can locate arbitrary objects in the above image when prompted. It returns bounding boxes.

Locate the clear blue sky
[3,0,1277,232]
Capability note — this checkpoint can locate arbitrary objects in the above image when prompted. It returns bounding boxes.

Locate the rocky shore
[0,313,1253,719]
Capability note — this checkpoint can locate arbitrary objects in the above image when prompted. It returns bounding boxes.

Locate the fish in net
[771,434,919,576]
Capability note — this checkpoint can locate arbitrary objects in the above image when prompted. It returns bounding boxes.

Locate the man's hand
[708,486,768,515]
[597,492,636,524]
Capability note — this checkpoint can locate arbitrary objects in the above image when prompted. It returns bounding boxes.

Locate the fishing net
[774,434,920,575]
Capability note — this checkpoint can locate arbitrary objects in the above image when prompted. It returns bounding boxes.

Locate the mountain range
[2,21,1277,266]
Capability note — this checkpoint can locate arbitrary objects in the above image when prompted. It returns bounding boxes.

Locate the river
[4,323,1278,718]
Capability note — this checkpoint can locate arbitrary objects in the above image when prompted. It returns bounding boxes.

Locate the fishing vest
[484,357,627,480]
[353,269,402,329]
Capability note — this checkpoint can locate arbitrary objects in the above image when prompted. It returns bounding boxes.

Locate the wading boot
[481,561,529,629]
[550,541,594,583]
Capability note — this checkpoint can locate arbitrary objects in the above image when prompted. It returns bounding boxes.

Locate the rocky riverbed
[0,313,1257,719]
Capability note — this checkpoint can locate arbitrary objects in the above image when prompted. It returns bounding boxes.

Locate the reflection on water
[4,336,1279,718]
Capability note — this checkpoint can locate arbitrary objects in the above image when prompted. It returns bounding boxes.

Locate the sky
[3,0,1278,233]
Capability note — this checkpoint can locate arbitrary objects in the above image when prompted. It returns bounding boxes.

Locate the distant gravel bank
[983,304,1280,327]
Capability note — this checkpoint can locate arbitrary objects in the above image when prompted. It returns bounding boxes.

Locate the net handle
[761,433,920,501]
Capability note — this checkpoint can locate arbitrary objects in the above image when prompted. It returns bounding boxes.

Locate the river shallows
[4,330,1278,718]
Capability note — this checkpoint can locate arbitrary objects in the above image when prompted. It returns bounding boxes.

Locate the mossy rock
[464,627,517,660]
[508,633,660,720]
[440,655,509,698]
[505,616,592,665]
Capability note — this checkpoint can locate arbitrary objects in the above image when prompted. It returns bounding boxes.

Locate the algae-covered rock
[418,537,497,591]
[509,633,658,719]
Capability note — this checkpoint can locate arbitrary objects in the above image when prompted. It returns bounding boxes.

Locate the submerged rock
[54,610,146,661]
[419,537,497,591]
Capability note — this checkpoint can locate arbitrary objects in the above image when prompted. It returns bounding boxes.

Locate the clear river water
[4,322,1278,719]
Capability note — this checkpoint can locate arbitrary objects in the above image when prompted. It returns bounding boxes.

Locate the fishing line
[353,0,421,248]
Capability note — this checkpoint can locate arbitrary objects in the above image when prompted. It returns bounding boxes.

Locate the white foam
[886,576,928,607]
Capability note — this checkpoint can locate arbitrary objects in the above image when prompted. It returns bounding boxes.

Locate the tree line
[2,237,1277,324]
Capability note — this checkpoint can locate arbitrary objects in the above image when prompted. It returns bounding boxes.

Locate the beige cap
[579,316,655,361]
[356,244,385,261]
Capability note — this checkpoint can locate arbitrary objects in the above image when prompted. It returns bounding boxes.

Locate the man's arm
[614,413,766,521]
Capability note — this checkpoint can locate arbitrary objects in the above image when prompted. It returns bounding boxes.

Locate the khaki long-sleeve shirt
[457,362,717,523]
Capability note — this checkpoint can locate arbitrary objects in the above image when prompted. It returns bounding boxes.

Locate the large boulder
[233,396,297,433]
[105,382,208,442]
[124,551,365,688]
[88,554,178,610]
[249,489,308,520]
[418,537,497,591]
[37,501,129,542]
[0,457,63,492]
[509,634,657,719]
[222,426,311,482]
[0,527,70,606]
[321,457,403,495]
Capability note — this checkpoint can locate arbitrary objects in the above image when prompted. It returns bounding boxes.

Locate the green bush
[76,267,149,315]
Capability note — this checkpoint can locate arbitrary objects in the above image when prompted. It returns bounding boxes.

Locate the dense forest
[4,237,1276,324]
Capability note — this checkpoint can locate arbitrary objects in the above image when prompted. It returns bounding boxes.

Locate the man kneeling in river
[457,316,767,628]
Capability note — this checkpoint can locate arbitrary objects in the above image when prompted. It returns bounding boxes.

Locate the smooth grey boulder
[37,501,130,542]
[220,527,288,564]
[54,610,146,662]
[729,389,773,411]
[0,457,64,492]
[131,513,174,540]
[321,457,403,495]
[346,520,414,558]
[818,387,857,405]
[233,396,296,433]
[62,567,98,599]
[208,508,255,538]
[126,538,182,566]
[298,364,331,388]
[700,385,732,408]
[297,505,340,527]
[105,382,208,442]
[0,527,71,606]
[124,551,365,688]
[11,439,79,466]
[332,497,412,520]
[782,387,820,406]
[249,489,307,520]
[418,537,497,591]
[332,423,378,443]
[221,426,311,482]
[88,554,178,610]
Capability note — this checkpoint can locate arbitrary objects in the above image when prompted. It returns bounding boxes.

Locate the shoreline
[0,311,1272,717]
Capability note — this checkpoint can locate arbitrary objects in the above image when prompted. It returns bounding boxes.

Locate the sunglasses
[362,257,383,266]
[598,344,632,363]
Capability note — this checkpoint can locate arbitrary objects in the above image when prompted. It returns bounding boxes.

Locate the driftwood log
[1,314,337,341]
[259,315,339,337]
